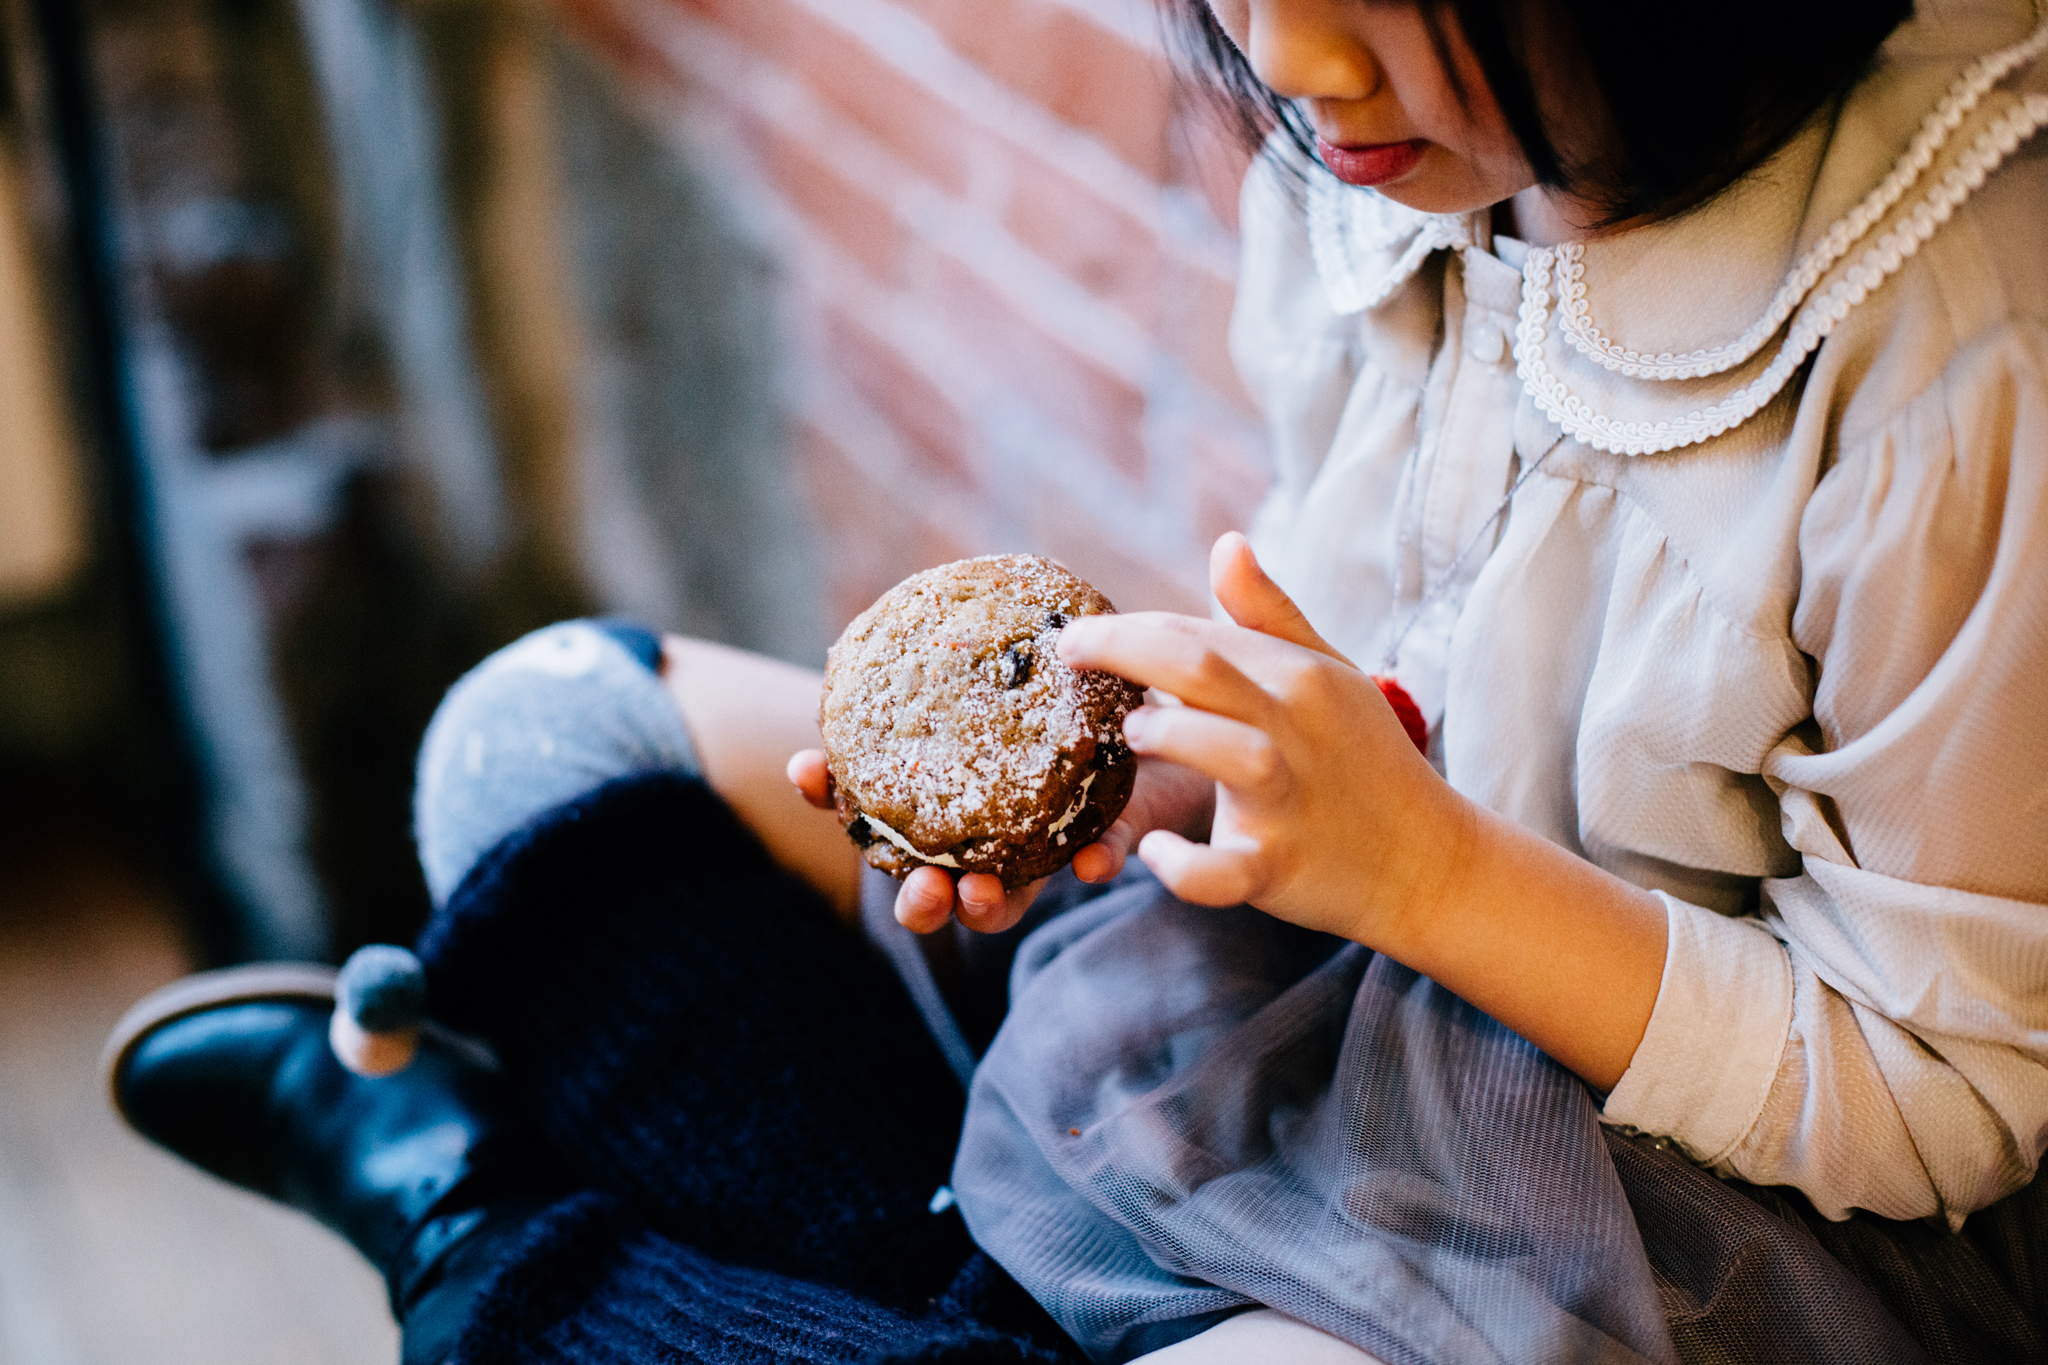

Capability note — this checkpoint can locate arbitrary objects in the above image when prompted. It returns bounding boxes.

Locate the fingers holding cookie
[895,866,960,934]
[1071,756,1215,885]
[892,866,1043,935]
[1132,826,1268,909]
[1055,610,1318,727]
[1121,706,1289,799]
[786,748,834,810]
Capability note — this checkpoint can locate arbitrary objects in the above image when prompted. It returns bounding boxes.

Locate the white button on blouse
[1466,320,1506,366]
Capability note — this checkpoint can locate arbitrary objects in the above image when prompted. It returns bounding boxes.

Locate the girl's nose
[1241,0,1381,103]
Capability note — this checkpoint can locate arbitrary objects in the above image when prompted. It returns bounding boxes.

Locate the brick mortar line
[1037,0,1168,56]
[794,376,997,547]
[793,354,1212,608]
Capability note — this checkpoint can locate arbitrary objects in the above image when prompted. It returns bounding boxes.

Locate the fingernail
[1122,709,1152,748]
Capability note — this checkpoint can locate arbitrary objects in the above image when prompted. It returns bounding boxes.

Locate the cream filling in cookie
[862,812,964,869]
[1048,773,1097,847]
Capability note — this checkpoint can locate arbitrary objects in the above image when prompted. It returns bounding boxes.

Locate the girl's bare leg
[659,635,864,923]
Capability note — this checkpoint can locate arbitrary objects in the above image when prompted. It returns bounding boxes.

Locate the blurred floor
[0,808,396,1365]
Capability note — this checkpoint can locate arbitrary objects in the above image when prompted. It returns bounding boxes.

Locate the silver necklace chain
[1378,439,1562,674]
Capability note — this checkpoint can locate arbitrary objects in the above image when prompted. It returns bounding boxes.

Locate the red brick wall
[559,0,1270,632]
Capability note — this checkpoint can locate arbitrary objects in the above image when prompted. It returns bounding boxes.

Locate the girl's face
[1205,0,1539,216]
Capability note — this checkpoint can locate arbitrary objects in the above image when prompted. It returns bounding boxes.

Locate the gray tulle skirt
[886,870,2044,1365]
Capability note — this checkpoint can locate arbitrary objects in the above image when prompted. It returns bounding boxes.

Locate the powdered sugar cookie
[821,555,1144,888]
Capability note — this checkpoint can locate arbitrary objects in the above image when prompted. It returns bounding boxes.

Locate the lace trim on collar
[1518,91,2048,455]
[1552,10,2048,383]
[1306,173,1474,315]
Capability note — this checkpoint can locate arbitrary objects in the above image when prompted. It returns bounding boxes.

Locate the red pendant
[1371,675,1429,754]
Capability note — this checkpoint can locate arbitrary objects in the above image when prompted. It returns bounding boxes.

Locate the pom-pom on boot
[103,958,550,1365]
[331,945,430,1077]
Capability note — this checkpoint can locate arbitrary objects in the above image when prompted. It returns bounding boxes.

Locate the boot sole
[102,963,340,1127]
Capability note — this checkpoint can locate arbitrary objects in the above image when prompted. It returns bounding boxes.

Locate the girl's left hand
[788,745,1214,933]
[1056,532,1472,950]
[784,748,1045,933]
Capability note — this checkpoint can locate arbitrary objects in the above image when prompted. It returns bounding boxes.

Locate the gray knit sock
[413,620,699,907]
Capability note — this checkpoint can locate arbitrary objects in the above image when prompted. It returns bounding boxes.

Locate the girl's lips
[1315,137,1428,188]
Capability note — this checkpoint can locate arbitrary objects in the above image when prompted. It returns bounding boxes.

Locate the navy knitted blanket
[413,770,1080,1364]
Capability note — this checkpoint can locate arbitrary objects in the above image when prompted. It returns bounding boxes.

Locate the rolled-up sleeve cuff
[1600,892,1794,1164]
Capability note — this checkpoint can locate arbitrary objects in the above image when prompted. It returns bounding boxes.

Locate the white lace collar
[1305,171,1480,314]
[1306,0,2048,455]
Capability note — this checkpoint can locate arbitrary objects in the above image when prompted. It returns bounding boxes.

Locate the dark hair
[1167,0,1913,224]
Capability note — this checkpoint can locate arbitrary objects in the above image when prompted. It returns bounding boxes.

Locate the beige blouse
[1233,0,2048,1227]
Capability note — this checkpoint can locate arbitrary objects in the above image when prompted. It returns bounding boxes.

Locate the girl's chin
[1369,182,1492,215]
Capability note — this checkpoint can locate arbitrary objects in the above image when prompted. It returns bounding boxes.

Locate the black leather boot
[104,965,552,1365]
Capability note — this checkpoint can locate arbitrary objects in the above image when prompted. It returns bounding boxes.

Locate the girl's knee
[413,619,699,907]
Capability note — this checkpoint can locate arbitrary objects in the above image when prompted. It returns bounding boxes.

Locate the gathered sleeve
[1603,324,2048,1226]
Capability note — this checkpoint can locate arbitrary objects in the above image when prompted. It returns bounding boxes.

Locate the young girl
[106,0,2047,1361]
